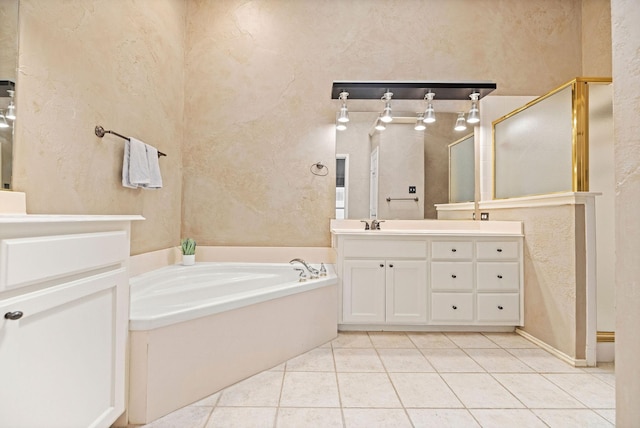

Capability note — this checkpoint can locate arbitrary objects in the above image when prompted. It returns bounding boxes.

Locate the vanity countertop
[0,214,145,224]
[330,219,523,236]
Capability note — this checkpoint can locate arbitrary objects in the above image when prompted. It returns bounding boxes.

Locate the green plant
[181,238,196,255]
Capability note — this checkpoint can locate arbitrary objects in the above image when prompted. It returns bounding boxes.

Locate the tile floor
[137,332,615,428]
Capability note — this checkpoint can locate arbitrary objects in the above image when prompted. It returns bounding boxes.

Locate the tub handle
[294,268,307,282]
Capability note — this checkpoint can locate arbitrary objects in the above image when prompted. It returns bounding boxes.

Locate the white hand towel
[144,145,163,189]
[122,137,162,189]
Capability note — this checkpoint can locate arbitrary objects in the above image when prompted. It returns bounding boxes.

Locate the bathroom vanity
[0,214,142,428]
[331,219,524,331]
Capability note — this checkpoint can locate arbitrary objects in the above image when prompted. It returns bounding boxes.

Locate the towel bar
[95,126,167,157]
[386,197,419,202]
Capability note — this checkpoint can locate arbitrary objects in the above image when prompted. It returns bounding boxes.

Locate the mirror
[336,111,472,220]
[0,0,19,190]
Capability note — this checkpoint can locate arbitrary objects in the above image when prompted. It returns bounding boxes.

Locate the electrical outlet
[480,212,489,221]
[408,186,416,194]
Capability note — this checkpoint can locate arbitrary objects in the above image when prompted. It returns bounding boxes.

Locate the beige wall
[0,0,18,81]
[182,0,584,247]
[582,0,612,76]
[612,0,640,425]
[12,0,186,255]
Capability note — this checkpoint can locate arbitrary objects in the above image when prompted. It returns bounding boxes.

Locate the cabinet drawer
[431,293,473,322]
[343,239,427,258]
[431,262,473,291]
[431,241,473,260]
[0,231,129,292]
[476,241,519,260]
[477,293,520,323]
[476,262,520,291]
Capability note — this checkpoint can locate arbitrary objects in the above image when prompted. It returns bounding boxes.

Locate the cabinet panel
[431,292,473,322]
[0,269,127,428]
[343,239,427,258]
[476,241,519,260]
[431,262,473,291]
[386,260,427,323]
[477,293,520,322]
[431,241,473,260]
[476,262,520,291]
[343,260,386,323]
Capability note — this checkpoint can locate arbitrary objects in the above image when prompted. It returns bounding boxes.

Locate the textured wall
[582,0,612,76]
[183,0,584,247]
[612,0,640,424]
[0,0,17,81]
[12,0,186,255]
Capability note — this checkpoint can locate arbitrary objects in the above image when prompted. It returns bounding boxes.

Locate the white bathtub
[127,262,338,424]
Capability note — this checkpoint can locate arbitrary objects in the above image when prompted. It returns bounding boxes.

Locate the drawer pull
[451,274,457,279]
[452,305,458,310]
[497,305,504,310]
[380,264,384,268]
[389,264,394,268]
[451,248,457,253]
[4,311,24,320]
[497,248,503,253]
[497,275,503,279]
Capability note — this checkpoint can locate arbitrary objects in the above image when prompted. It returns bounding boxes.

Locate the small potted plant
[181,238,196,266]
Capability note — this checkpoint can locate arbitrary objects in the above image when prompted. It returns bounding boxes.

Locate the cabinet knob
[497,248,503,253]
[389,264,394,268]
[497,275,503,279]
[451,248,457,253]
[451,274,457,279]
[497,305,504,310]
[452,305,457,310]
[380,263,384,268]
[4,311,23,320]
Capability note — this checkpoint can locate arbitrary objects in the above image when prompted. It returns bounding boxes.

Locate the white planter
[182,254,195,266]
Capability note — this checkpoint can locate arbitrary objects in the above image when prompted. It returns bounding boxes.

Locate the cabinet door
[0,269,128,428]
[343,260,386,323]
[386,260,427,323]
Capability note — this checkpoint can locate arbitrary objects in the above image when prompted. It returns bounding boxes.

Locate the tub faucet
[289,258,319,278]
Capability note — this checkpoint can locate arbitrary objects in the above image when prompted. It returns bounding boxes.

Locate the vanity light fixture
[467,92,480,124]
[374,114,386,131]
[6,90,15,121]
[414,114,426,131]
[380,91,393,123]
[423,91,436,123]
[454,112,467,131]
[337,91,350,123]
[336,120,347,131]
[0,110,9,128]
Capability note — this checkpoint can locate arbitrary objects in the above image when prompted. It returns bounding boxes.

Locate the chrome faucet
[289,258,319,278]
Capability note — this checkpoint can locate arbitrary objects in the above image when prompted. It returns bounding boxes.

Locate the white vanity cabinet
[332,220,524,330]
[340,238,428,325]
[0,215,141,428]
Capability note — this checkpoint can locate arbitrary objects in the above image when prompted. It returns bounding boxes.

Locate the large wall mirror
[336,109,474,220]
[0,0,18,190]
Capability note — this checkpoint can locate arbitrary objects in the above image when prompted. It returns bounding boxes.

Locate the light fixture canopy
[423,91,436,123]
[467,92,480,124]
[337,91,350,123]
[374,115,386,131]
[380,91,393,123]
[454,112,467,131]
[415,114,426,131]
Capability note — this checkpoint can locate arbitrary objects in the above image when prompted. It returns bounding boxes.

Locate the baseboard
[515,328,588,367]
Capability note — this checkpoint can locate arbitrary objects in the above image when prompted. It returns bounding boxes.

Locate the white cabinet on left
[0,215,141,428]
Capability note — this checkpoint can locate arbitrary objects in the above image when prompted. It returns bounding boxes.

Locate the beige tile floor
[137,332,615,428]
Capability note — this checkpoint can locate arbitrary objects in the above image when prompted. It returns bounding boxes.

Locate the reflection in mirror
[0,0,19,190]
[336,111,471,220]
[449,134,475,203]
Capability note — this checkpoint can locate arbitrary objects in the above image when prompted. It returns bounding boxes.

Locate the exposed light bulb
[423,91,436,123]
[454,112,467,131]
[374,116,386,131]
[467,92,480,124]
